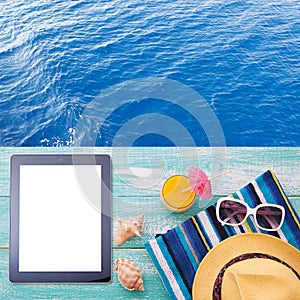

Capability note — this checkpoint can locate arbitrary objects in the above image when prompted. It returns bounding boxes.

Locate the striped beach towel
[145,170,300,300]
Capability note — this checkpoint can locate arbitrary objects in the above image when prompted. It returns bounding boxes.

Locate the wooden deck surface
[0,147,299,299]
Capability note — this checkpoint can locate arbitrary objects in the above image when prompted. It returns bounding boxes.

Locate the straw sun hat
[192,233,300,300]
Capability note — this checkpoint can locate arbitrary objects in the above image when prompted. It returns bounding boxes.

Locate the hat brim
[192,233,300,300]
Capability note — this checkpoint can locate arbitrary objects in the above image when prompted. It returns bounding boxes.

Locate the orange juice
[161,175,196,212]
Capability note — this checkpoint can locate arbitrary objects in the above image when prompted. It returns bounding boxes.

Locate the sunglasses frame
[216,197,285,232]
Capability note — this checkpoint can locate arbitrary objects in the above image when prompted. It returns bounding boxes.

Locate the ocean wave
[0,0,299,146]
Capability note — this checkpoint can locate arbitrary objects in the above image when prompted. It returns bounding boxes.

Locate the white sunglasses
[216,197,285,232]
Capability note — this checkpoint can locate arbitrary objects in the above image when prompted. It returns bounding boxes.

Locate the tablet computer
[10,154,111,283]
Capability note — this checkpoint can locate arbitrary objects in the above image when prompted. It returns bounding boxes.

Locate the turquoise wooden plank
[0,147,300,197]
[2,195,300,249]
[0,249,170,300]
[0,195,219,248]
[0,197,9,248]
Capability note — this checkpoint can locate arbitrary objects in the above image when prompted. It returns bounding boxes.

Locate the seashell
[114,213,144,245]
[114,258,144,291]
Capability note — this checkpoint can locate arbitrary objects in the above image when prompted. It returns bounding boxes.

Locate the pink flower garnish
[188,166,212,200]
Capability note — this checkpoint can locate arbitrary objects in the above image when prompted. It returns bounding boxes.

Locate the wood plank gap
[113,247,145,250]
[2,194,298,198]
[113,248,146,252]
[113,194,300,198]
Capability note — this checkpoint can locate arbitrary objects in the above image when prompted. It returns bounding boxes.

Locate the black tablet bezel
[10,154,111,283]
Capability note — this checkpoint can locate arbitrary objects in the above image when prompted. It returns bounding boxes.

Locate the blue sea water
[0,0,299,146]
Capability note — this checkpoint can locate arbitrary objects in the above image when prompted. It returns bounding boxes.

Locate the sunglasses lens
[219,200,247,225]
[256,206,283,230]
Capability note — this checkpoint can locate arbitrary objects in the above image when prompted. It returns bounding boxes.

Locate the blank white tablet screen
[19,165,102,272]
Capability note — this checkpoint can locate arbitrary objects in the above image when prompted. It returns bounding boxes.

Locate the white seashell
[114,214,145,245]
[114,258,144,291]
